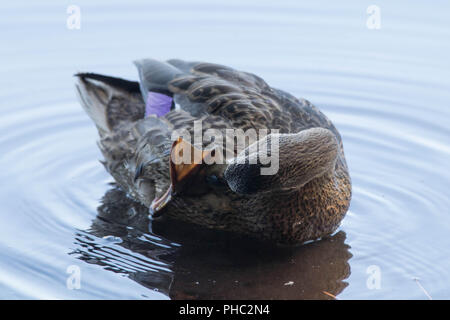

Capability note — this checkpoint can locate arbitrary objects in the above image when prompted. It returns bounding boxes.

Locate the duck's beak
[149,138,210,217]
[149,184,173,217]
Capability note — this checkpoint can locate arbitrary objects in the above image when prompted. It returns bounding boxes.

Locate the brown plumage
[75,58,351,245]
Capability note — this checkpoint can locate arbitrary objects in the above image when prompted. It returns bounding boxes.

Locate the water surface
[1,0,449,299]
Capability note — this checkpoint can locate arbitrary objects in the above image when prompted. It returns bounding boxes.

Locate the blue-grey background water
[1,0,449,299]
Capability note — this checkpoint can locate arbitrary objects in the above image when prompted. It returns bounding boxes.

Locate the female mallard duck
[75,58,351,246]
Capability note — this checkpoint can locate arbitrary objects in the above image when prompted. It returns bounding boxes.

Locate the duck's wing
[133,59,241,146]
[133,59,281,130]
[163,61,308,134]
[163,60,344,140]
[133,58,342,152]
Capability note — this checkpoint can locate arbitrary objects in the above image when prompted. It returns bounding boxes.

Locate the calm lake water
[1,0,450,299]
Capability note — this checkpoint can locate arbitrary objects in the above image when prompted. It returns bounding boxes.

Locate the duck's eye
[205,174,222,186]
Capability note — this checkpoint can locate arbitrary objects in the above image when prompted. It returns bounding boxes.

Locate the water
[1,0,449,299]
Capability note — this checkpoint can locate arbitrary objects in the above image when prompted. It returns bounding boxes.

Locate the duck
[75,58,351,246]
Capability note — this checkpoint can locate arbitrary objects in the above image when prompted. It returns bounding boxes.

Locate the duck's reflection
[73,186,352,299]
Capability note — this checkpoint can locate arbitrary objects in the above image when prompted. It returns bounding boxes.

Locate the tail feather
[75,73,144,136]
[75,73,141,93]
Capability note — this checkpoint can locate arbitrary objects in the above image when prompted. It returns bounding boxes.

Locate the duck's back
[161,59,348,171]
[143,59,342,136]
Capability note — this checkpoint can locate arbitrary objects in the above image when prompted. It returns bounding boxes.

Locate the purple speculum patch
[145,92,173,117]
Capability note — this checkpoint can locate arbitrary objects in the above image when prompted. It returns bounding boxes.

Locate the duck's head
[149,128,339,219]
